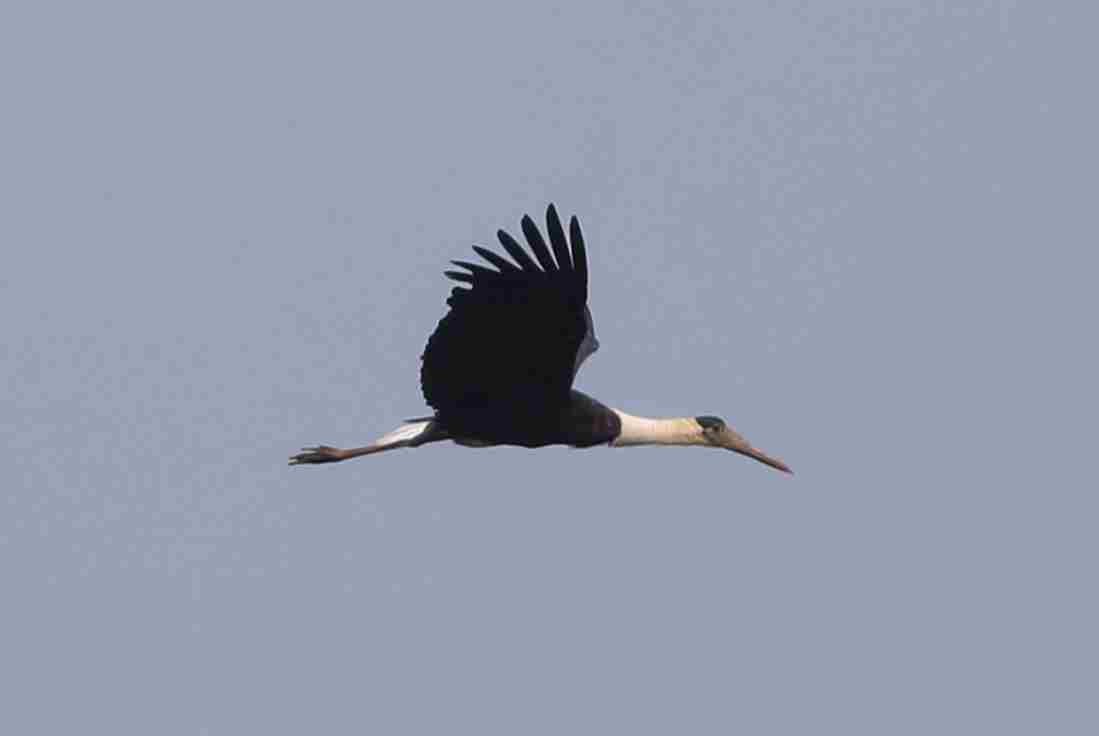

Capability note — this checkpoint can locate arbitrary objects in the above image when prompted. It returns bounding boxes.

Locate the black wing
[421,204,598,415]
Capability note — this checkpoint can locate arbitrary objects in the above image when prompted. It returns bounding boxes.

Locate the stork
[290,205,791,473]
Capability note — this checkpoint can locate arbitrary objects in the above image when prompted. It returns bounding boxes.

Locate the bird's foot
[288,445,348,465]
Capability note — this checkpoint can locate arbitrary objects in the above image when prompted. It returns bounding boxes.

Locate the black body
[420,205,615,447]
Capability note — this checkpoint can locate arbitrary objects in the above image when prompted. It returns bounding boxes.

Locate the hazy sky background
[4,1,1096,733]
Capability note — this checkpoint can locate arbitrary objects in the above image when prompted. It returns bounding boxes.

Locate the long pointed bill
[734,445,792,474]
[722,431,793,474]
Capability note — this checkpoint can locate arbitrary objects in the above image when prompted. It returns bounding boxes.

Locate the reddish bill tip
[740,446,793,474]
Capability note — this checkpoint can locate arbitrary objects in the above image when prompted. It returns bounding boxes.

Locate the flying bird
[290,205,791,473]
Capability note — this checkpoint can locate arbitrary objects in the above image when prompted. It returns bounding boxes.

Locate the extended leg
[289,444,384,464]
[288,419,447,466]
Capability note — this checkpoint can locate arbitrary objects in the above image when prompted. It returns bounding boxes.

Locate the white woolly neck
[609,409,704,447]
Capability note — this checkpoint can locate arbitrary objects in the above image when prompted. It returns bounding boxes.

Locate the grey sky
[4,1,1096,733]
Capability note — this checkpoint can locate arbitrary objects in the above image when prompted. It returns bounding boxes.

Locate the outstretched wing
[421,204,598,415]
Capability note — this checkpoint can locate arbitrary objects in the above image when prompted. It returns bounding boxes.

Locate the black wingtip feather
[497,229,540,272]
[569,216,588,286]
[445,270,474,283]
[545,204,572,272]
[451,259,497,279]
[472,245,519,273]
[521,215,558,272]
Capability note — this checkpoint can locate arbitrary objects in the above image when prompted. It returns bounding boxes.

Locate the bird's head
[694,415,792,474]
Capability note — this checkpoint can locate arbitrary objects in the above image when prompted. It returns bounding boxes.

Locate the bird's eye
[695,415,725,431]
